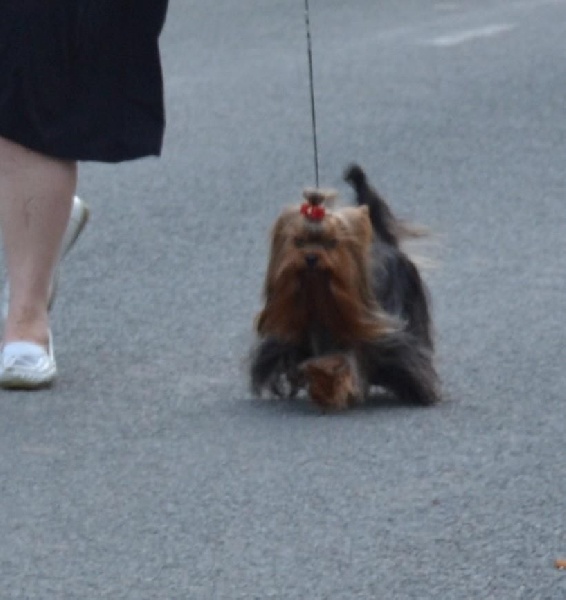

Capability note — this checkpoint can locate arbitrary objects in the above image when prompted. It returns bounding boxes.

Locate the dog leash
[304,0,320,188]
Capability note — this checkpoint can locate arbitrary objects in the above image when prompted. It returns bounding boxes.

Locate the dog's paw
[300,354,362,411]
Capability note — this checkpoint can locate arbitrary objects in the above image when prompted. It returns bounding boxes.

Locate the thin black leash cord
[304,0,320,188]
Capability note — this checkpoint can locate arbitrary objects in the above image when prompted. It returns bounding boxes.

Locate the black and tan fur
[250,164,440,410]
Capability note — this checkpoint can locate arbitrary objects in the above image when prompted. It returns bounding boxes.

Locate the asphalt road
[1,1,566,598]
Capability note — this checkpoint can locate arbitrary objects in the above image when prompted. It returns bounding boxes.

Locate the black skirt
[0,0,169,163]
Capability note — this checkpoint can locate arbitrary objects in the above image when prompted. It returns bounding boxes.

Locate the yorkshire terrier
[250,164,440,410]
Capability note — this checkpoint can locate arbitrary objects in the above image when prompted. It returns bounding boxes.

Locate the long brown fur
[256,203,394,345]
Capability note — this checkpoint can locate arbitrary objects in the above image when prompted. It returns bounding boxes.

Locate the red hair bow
[300,203,325,221]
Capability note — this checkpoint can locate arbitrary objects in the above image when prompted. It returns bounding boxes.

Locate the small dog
[250,164,440,410]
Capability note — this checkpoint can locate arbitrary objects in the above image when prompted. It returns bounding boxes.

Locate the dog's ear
[337,205,373,245]
[268,209,297,259]
[264,209,298,298]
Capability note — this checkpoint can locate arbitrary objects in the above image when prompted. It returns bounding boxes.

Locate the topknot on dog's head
[302,188,338,208]
[300,188,338,222]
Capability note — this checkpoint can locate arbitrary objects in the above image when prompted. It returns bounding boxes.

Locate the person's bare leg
[0,136,77,348]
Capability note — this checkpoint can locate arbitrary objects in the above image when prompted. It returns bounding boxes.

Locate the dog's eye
[323,239,337,249]
[294,237,307,248]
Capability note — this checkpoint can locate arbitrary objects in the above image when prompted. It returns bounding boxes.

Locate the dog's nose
[305,254,318,268]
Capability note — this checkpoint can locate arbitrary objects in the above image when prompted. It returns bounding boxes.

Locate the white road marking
[429,23,517,46]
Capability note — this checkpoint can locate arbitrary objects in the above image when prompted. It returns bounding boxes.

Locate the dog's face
[266,203,371,290]
[256,191,390,343]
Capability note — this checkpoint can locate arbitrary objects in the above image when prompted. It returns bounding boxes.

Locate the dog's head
[256,189,392,343]
[266,189,372,288]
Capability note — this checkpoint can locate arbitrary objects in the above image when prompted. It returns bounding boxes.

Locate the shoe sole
[0,372,56,390]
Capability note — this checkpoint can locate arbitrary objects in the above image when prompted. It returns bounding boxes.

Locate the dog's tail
[344,164,427,245]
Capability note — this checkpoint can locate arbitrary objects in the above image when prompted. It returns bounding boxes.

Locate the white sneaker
[0,331,56,389]
[2,195,89,319]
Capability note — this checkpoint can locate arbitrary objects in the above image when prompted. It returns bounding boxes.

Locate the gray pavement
[2,0,566,598]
